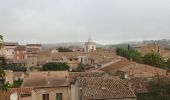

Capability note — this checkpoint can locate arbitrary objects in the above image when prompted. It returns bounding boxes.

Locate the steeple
[88,33,92,42]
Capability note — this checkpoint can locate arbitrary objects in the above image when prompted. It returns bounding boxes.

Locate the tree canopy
[143,53,165,68]
[42,62,69,71]
[58,47,73,52]
[116,47,142,63]
[137,79,170,100]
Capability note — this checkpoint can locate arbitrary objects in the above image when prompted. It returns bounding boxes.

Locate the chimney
[25,72,29,78]
[47,71,50,76]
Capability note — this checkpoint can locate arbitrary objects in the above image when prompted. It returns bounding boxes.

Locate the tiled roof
[101,59,131,73]
[0,88,32,96]
[15,45,26,50]
[27,44,41,46]
[78,77,136,99]
[119,63,167,77]
[4,42,18,46]
[69,72,105,83]
[22,71,69,88]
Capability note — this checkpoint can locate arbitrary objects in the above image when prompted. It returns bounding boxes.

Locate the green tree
[42,62,69,71]
[0,82,11,92]
[137,79,170,100]
[143,53,165,68]
[58,47,73,52]
[12,79,23,88]
[0,35,3,40]
[166,58,170,70]
[116,47,142,63]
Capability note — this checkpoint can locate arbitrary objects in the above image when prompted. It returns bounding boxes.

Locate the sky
[0,0,170,45]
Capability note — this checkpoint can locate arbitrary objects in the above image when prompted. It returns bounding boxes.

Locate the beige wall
[5,70,14,85]
[20,96,32,100]
[32,87,70,100]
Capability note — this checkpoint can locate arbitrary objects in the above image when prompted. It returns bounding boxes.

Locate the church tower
[84,35,96,53]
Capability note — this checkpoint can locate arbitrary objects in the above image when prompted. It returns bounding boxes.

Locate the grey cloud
[0,0,170,44]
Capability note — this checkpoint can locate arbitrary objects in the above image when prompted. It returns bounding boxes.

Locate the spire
[88,33,92,42]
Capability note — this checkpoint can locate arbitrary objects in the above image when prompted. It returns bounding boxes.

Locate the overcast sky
[0,0,170,44]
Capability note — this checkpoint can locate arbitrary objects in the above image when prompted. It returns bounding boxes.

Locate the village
[0,34,170,100]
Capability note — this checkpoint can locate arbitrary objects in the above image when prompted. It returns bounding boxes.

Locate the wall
[32,87,70,100]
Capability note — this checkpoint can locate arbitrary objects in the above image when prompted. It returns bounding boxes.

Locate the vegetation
[58,47,73,52]
[4,64,27,72]
[42,62,69,71]
[0,35,3,40]
[116,47,142,63]
[0,82,11,92]
[143,53,165,68]
[116,45,167,69]
[12,79,23,88]
[137,79,170,100]
[166,58,170,70]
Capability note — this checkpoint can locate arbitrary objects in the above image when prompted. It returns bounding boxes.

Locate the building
[14,45,26,60]
[3,42,18,61]
[75,77,136,100]
[22,71,70,100]
[0,88,32,100]
[26,53,38,68]
[26,44,42,52]
[134,43,165,55]
[69,71,106,100]
[84,35,96,53]
[101,59,168,78]
[0,35,4,55]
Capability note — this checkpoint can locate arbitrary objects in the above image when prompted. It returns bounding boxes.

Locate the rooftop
[77,77,136,99]
[22,71,69,88]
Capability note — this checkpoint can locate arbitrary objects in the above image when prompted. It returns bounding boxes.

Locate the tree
[137,79,170,100]
[12,79,23,88]
[58,47,73,52]
[166,58,170,70]
[116,47,142,63]
[42,62,69,71]
[0,82,11,92]
[143,53,165,68]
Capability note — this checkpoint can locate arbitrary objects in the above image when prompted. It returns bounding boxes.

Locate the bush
[42,62,69,71]
[143,53,165,68]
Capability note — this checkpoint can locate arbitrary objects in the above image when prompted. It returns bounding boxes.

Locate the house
[69,71,105,100]
[26,44,42,52]
[101,59,168,78]
[0,88,32,100]
[26,53,38,68]
[14,45,26,60]
[3,42,18,61]
[75,77,136,100]
[22,71,70,100]
[134,43,165,55]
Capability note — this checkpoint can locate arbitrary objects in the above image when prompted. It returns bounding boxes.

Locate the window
[43,94,49,100]
[56,93,62,100]
[17,56,19,60]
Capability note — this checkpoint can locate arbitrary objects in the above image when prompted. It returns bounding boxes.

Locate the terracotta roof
[27,44,41,46]
[101,59,131,73]
[118,63,167,77]
[0,88,32,96]
[15,45,26,50]
[69,72,105,83]
[78,77,136,99]
[22,71,69,88]
[4,42,18,46]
